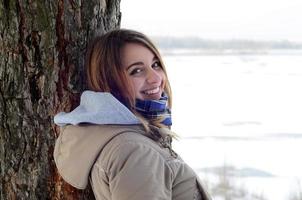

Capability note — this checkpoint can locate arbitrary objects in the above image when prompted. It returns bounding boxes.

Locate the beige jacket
[54,124,211,200]
[54,91,211,199]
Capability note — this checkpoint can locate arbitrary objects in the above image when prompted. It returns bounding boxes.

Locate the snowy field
[164,50,302,200]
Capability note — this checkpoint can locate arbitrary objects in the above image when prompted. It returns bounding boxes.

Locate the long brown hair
[85,29,172,128]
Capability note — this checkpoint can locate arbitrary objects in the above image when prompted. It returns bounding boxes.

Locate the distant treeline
[152,36,302,50]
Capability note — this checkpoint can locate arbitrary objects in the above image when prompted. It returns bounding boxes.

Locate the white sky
[121,0,302,41]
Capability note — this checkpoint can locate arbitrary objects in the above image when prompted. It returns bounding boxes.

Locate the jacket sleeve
[106,141,173,200]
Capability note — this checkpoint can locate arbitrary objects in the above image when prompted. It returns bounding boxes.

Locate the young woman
[54,29,211,200]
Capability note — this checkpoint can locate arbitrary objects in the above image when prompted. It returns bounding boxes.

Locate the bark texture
[0,0,121,199]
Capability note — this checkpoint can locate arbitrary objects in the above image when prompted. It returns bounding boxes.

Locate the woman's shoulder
[102,125,169,155]
[93,125,176,167]
[53,124,147,189]
[60,124,176,161]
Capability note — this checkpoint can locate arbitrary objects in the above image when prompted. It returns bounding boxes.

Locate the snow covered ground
[164,50,302,200]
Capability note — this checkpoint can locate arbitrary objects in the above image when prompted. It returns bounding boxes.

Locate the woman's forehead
[121,43,156,65]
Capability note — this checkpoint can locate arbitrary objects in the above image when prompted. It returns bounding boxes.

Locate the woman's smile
[142,86,160,95]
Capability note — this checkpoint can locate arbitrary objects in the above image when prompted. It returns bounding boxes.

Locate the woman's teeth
[143,87,160,95]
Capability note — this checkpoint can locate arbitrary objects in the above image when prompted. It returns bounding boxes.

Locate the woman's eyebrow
[126,56,158,70]
[126,61,144,70]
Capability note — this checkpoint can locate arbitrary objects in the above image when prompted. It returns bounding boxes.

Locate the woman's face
[121,43,166,100]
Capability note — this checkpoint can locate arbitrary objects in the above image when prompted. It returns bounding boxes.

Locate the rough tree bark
[0,0,121,199]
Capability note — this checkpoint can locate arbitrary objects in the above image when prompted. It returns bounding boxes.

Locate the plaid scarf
[134,93,172,126]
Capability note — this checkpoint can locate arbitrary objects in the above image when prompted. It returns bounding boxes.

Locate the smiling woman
[53,29,212,200]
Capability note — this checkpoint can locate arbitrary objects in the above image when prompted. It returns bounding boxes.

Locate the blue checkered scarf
[134,93,172,126]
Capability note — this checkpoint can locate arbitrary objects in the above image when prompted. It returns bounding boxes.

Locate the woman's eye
[152,61,162,69]
[129,68,143,76]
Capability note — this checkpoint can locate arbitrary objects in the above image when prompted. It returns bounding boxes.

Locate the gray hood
[54,90,141,126]
[53,91,142,189]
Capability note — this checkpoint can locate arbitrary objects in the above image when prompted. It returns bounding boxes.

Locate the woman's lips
[142,87,160,95]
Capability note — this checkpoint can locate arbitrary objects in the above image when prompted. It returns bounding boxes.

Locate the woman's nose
[146,68,161,84]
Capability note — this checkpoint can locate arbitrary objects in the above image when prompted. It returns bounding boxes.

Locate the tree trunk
[0,0,121,199]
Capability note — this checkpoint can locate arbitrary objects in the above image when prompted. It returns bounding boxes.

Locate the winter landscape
[161,45,302,200]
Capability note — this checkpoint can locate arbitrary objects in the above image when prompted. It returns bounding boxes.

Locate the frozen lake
[163,50,302,200]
